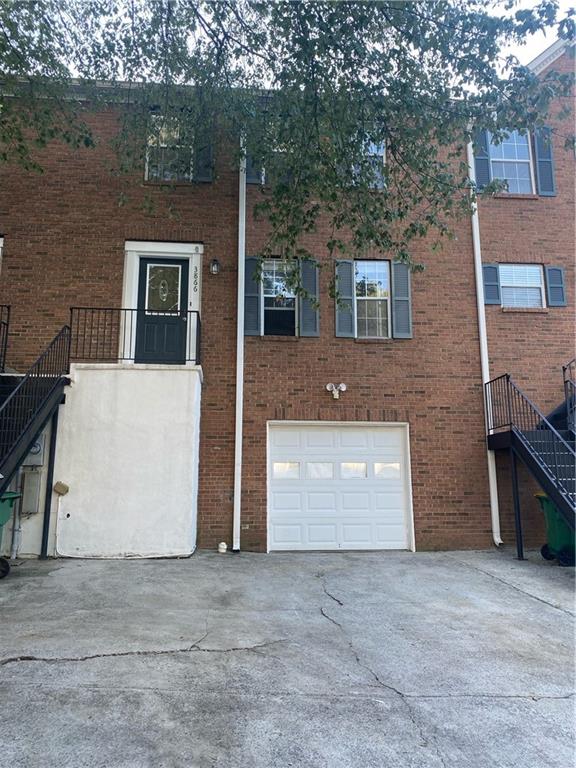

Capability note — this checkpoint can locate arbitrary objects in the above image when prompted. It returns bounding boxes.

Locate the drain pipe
[467,140,503,547]
[232,141,247,552]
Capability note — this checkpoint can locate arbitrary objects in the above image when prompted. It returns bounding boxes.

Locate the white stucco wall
[53,364,202,558]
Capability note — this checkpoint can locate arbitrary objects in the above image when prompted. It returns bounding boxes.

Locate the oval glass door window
[341,462,367,479]
[273,462,300,479]
[306,462,333,479]
[146,264,181,312]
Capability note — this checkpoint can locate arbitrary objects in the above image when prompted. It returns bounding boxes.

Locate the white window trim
[260,258,299,337]
[499,263,546,309]
[487,130,536,194]
[353,259,392,340]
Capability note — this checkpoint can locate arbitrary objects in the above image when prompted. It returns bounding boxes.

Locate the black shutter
[299,260,320,336]
[482,264,501,305]
[534,127,556,196]
[335,261,355,337]
[391,261,412,338]
[473,130,491,190]
[194,143,213,182]
[244,257,261,335]
[544,266,566,307]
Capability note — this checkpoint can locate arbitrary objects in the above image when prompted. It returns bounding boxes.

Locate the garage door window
[273,461,299,479]
[306,462,333,479]
[341,462,367,478]
[374,462,401,478]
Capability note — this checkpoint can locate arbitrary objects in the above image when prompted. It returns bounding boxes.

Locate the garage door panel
[308,524,338,544]
[272,492,302,511]
[341,492,370,510]
[269,425,411,551]
[271,524,303,545]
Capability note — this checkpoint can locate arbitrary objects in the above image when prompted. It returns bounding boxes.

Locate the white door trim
[266,420,415,553]
[122,241,203,363]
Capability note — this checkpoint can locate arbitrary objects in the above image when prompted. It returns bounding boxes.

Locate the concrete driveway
[0,550,573,768]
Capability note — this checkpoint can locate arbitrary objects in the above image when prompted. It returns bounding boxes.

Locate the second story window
[483,262,567,308]
[262,259,297,336]
[488,130,534,194]
[355,260,391,338]
[146,116,192,182]
[473,127,556,197]
[145,115,213,183]
[499,264,545,308]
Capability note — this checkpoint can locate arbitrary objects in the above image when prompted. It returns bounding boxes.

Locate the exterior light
[209,258,221,275]
[326,383,347,400]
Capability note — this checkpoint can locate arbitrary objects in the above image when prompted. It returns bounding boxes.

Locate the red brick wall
[0,53,572,552]
[479,51,575,546]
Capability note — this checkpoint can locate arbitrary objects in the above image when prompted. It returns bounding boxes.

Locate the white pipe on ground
[232,141,247,551]
[466,140,503,547]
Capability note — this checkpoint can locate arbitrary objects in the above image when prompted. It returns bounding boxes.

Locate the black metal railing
[0,326,70,465]
[563,359,576,435]
[69,307,201,365]
[485,374,575,507]
[0,305,10,372]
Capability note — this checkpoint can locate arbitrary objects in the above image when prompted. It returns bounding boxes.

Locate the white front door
[268,423,413,551]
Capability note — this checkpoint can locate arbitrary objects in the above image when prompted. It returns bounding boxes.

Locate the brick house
[0,39,573,560]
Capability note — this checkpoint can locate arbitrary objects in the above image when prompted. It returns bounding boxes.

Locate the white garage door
[268,424,412,551]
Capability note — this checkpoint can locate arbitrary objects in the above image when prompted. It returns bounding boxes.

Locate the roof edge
[527,38,570,74]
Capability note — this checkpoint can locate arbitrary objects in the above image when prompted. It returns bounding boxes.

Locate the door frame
[123,241,203,364]
[265,420,415,553]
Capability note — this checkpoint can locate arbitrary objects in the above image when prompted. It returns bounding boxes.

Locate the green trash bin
[535,493,575,567]
[0,492,21,579]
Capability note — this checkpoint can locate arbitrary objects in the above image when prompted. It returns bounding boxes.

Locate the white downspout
[467,140,503,546]
[232,141,247,551]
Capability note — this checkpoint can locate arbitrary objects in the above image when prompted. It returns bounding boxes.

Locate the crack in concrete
[447,555,575,617]
[0,638,286,667]
[315,571,344,606]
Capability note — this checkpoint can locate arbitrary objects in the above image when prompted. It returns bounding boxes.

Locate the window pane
[264,309,296,336]
[491,157,532,194]
[355,261,389,298]
[341,462,367,479]
[501,287,543,308]
[375,462,401,478]
[357,299,389,338]
[273,462,299,479]
[146,265,181,311]
[499,264,543,288]
[306,462,333,479]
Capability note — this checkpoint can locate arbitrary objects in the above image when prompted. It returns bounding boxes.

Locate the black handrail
[0,305,10,373]
[485,374,575,507]
[69,307,201,365]
[0,326,70,465]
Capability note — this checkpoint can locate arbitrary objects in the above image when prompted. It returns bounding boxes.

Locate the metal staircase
[485,374,576,553]
[0,326,70,497]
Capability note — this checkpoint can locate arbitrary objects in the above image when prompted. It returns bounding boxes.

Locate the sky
[502,0,574,65]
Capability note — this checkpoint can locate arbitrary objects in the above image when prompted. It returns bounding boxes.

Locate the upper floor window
[499,264,545,308]
[488,130,534,194]
[355,260,391,338]
[473,127,556,197]
[262,259,297,336]
[483,262,567,308]
[244,257,320,337]
[366,142,386,190]
[335,259,412,339]
[145,115,213,183]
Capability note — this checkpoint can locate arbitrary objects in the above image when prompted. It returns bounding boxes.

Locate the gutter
[232,141,247,551]
[466,140,503,547]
